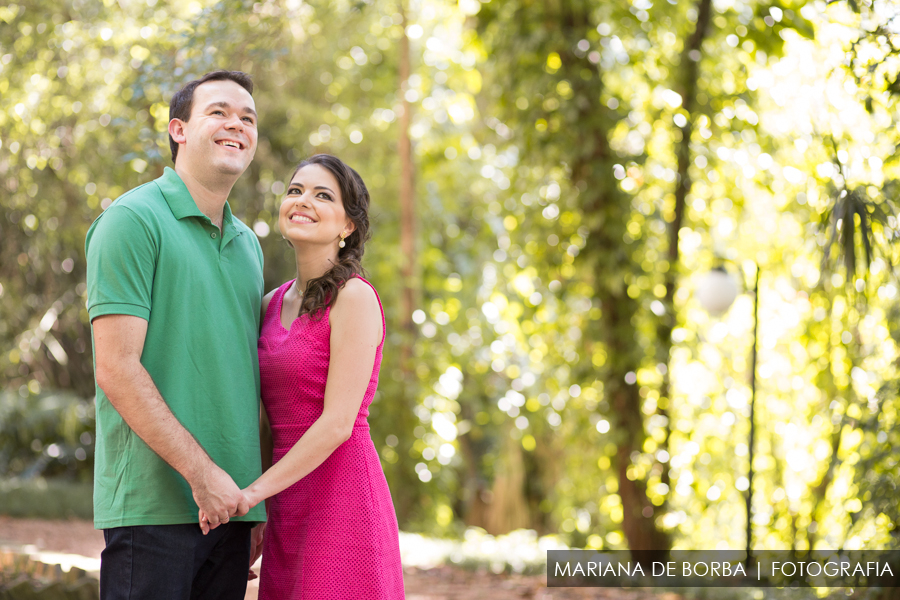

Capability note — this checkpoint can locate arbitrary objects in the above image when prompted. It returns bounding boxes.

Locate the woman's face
[279,164,354,249]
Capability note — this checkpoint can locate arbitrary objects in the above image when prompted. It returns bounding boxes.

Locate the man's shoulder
[108,178,166,216]
[86,179,169,249]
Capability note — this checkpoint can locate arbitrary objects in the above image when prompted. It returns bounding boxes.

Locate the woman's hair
[290,154,371,319]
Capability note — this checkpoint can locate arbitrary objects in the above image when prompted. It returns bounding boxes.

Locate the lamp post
[696,263,759,568]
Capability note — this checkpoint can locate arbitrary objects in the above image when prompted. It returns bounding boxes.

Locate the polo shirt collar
[158,167,205,220]
[157,167,237,231]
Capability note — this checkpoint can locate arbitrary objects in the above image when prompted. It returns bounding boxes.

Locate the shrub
[0,391,94,481]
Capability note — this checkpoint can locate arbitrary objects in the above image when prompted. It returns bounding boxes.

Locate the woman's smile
[289,213,316,224]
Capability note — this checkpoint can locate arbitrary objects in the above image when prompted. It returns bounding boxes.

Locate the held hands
[197,484,263,536]
[191,465,249,535]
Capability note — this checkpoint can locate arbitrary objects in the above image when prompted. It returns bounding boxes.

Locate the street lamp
[696,262,759,568]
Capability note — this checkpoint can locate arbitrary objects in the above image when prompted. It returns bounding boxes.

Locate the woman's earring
[339,232,347,248]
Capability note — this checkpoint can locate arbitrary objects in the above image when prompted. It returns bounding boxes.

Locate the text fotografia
[547,550,900,588]
[552,559,892,580]
[555,560,893,579]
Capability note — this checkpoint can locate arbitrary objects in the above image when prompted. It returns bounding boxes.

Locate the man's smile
[215,139,244,150]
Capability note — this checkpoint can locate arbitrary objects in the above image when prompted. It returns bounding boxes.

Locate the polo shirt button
[211,232,217,238]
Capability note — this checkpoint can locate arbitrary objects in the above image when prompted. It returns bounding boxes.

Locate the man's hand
[191,465,249,534]
[248,522,266,580]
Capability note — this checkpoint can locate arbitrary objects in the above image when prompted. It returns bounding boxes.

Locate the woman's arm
[259,405,274,474]
[242,278,383,507]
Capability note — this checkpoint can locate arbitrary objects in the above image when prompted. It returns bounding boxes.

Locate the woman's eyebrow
[289,184,335,195]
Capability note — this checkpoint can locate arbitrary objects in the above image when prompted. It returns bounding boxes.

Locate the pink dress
[257,277,405,599]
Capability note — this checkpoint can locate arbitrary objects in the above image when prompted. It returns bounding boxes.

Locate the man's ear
[168,119,187,145]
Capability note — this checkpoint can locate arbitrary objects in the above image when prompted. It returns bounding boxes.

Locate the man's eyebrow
[206,101,258,118]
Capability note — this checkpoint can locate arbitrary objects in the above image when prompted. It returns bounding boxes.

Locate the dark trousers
[100,522,252,600]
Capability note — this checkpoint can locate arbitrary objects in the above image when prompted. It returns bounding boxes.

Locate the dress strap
[353,276,386,347]
[264,279,295,326]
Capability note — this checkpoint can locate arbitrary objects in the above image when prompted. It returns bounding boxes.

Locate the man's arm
[93,313,249,528]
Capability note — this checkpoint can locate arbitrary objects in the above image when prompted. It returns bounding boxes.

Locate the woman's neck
[293,246,339,293]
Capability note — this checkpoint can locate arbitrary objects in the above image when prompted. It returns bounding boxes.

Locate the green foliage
[853,379,900,536]
[819,185,896,290]
[0,391,94,481]
[0,478,93,519]
[3,0,900,552]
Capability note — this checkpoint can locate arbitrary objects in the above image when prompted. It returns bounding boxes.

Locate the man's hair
[168,70,254,163]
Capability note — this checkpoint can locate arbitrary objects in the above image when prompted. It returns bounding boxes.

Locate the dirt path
[0,516,673,599]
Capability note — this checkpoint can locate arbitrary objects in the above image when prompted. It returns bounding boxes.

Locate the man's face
[175,79,258,178]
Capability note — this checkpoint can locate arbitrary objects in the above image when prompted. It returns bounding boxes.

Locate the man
[86,70,266,599]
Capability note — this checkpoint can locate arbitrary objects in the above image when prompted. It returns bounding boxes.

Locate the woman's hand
[248,522,266,580]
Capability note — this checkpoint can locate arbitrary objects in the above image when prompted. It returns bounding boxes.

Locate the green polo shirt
[85,167,265,528]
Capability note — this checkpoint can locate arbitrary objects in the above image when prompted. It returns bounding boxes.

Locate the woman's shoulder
[336,277,379,307]
[261,288,277,318]
[331,278,381,322]
[331,277,383,342]
[261,280,293,323]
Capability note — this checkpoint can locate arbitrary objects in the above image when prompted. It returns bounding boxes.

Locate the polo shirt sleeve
[86,205,157,322]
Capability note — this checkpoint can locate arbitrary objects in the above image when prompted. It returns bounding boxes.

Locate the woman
[203,154,404,598]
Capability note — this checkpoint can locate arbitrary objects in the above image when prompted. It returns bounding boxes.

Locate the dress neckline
[272,276,381,338]
[276,279,299,332]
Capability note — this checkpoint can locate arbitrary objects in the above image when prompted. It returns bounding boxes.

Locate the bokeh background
[3,0,900,556]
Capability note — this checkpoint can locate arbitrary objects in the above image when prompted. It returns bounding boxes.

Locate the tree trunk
[457,428,492,530]
[483,431,531,534]
[570,102,672,561]
[398,0,416,370]
[558,0,672,558]
[655,0,714,496]
[606,293,671,560]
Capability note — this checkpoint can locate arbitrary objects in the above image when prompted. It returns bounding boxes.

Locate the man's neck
[174,165,236,229]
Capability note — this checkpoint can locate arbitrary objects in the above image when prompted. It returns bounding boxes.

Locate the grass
[0,479,92,520]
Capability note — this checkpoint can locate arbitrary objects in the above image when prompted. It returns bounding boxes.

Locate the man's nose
[225,113,244,130]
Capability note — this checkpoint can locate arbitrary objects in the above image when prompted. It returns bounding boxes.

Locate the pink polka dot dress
[257,277,405,599]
